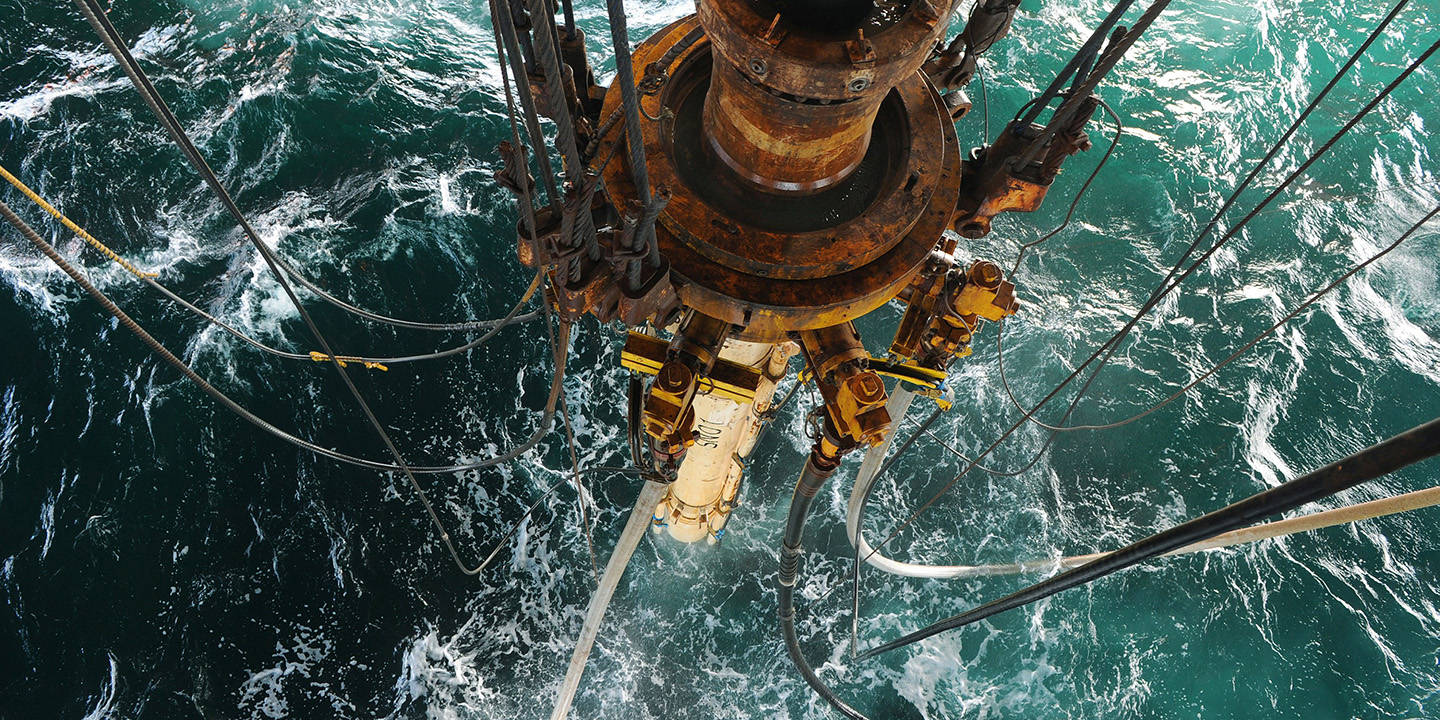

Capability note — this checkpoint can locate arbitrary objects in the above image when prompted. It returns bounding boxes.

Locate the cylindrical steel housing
[697,0,955,193]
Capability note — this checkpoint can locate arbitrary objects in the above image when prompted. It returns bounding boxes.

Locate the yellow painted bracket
[621,332,760,404]
[798,356,953,410]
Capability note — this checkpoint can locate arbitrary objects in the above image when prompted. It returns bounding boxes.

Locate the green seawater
[1,1,1438,717]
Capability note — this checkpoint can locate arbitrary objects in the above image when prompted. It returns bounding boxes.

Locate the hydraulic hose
[778,426,869,720]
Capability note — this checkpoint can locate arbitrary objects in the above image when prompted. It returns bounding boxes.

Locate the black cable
[626,373,645,469]
[0,206,559,482]
[69,0,486,572]
[269,252,542,333]
[858,414,1440,658]
[778,437,870,720]
[1004,26,1435,432]
[142,268,541,366]
[0,196,564,594]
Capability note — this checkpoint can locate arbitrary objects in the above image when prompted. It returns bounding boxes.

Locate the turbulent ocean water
[2,0,1438,717]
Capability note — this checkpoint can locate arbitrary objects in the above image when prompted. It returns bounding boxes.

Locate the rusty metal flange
[600,16,961,342]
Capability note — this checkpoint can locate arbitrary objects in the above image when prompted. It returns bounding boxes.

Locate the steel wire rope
[69,0,493,573]
[843,20,1435,596]
[1017,0,1138,127]
[489,0,563,213]
[997,204,1440,432]
[603,0,664,281]
[1013,0,1169,169]
[1001,27,1434,433]
[68,0,571,561]
[976,61,989,139]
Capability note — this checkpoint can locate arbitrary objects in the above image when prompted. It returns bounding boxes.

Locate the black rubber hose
[778,437,870,720]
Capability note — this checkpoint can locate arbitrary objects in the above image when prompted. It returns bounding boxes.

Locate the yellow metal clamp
[308,351,389,372]
[620,332,761,404]
[800,357,954,410]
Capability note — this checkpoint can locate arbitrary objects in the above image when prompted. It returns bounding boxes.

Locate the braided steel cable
[1017,0,1137,126]
[602,0,663,283]
[490,0,563,211]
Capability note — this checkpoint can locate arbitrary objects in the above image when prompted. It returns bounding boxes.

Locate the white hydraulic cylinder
[654,339,795,543]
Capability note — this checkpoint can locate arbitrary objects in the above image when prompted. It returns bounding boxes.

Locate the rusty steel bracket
[633,312,735,456]
[952,101,1096,239]
[798,323,891,447]
[891,255,1019,370]
[924,0,1021,92]
[951,121,1050,239]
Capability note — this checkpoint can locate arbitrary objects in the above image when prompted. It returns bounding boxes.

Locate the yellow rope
[0,163,158,279]
[308,351,389,372]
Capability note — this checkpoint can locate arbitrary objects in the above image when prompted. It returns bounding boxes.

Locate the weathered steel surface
[697,0,956,192]
[597,15,962,342]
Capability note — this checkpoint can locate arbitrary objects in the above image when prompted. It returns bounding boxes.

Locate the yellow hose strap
[308,351,389,371]
[522,268,544,304]
[0,163,158,279]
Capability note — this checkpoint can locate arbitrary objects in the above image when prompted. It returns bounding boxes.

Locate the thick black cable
[779,446,870,720]
[859,415,1440,658]
[853,26,1436,575]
